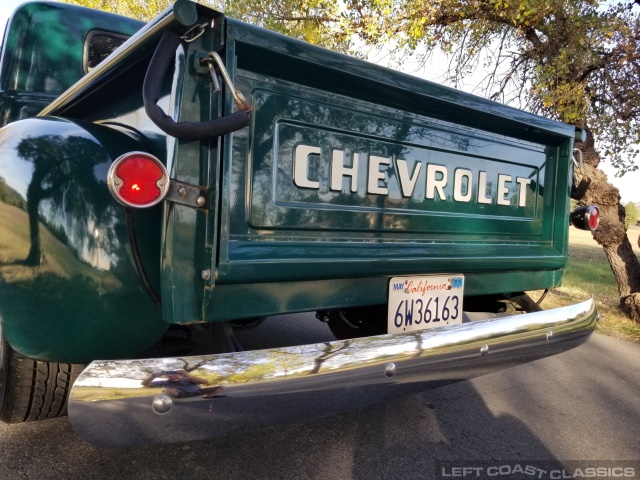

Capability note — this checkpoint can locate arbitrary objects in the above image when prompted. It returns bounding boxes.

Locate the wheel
[0,322,83,423]
[322,305,388,340]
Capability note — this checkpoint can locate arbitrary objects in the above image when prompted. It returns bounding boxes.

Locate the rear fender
[0,116,167,363]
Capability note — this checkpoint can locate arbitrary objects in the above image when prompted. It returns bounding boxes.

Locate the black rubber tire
[0,325,83,423]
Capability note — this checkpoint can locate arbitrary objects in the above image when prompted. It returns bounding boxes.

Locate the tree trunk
[574,131,640,321]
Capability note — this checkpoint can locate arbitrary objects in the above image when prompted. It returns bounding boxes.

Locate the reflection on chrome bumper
[69,298,597,447]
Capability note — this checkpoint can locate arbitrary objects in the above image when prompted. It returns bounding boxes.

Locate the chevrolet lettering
[293,144,533,208]
[0,0,599,447]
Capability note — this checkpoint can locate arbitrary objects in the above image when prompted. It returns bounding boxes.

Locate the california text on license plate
[388,275,464,334]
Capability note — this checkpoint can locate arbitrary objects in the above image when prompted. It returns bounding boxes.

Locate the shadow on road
[0,377,558,479]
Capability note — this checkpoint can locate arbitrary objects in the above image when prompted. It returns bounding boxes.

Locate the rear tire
[0,323,83,423]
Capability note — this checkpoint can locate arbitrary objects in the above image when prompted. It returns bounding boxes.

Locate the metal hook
[573,148,583,169]
[203,52,253,112]
[206,61,221,93]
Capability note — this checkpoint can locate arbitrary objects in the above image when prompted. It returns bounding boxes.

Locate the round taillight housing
[570,205,599,231]
[107,152,169,208]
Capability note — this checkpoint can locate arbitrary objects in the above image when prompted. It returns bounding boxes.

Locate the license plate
[388,275,464,334]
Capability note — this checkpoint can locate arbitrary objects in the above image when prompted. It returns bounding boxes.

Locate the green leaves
[60,0,174,21]
[337,0,640,175]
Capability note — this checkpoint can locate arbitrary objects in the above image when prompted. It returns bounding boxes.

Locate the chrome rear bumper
[69,298,597,447]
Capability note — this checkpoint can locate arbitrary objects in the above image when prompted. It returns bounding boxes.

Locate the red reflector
[115,156,163,204]
[107,152,169,208]
[588,206,599,230]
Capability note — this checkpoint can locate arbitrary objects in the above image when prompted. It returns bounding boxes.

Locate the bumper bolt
[480,344,489,356]
[152,395,173,414]
[385,363,396,377]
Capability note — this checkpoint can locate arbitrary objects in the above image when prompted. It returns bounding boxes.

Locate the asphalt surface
[1,314,639,480]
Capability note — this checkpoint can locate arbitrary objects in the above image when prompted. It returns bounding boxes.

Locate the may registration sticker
[388,275,464,334]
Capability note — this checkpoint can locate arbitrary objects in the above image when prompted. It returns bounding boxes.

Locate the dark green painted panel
[215,56,571,287]
[0,117,167,363]
[161,43,205,325]
[204,15,578,321]
[207,269,564,321]
[248,90,543,234]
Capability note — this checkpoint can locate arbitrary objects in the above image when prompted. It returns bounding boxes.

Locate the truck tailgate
[215,19,575,286]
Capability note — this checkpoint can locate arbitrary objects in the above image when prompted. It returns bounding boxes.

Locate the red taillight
[570,205,599,231]
[107,152,169,208]
[588,207,599,230]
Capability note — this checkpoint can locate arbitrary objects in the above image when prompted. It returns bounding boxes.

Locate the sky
[0,0,24,33]
[0,0,638,203]
[599,162,639,205]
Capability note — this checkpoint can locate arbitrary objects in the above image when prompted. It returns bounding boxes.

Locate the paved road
[1,315,639,479]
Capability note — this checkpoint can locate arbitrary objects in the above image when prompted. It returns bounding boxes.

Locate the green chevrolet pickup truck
[0,1,599,446]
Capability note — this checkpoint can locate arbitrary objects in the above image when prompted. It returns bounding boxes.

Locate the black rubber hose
[143,31,250,140]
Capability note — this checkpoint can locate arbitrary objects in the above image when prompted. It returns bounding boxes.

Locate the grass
[540,226,640,343]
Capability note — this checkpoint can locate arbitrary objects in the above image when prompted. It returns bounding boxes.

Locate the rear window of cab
[84,31,129,73]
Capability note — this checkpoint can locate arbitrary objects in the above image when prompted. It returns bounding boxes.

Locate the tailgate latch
[201,52,253,112]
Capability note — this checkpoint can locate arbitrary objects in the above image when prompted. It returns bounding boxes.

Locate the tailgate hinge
[166,179,209,210]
